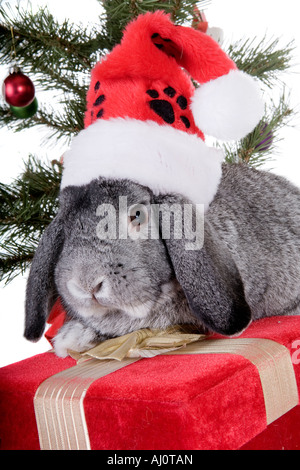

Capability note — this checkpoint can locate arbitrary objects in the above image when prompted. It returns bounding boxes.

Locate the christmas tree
[0,0,295,284]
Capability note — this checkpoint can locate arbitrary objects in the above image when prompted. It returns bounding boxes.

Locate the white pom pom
[191,70,264,141]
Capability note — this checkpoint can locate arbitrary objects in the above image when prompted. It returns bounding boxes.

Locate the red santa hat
[61,11,264,209]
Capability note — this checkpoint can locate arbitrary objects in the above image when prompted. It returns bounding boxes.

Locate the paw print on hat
[146,86,192,130]
[89,80,106,123]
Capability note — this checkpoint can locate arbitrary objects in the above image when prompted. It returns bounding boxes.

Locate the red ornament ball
[3,71,35,107]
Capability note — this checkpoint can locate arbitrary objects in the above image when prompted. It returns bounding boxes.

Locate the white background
[1,0,300,367]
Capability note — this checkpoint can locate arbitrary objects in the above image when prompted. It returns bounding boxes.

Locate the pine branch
[0,4,102,141]
[0,99,84,141]
[0,241,36,284]
[224,91,294,167]
[102,0,209,44]
[0,4,108,75]
[227,36,295,87]
[0,156,61,234]
[0,156,61,284]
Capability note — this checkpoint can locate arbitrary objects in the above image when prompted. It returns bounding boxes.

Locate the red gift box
[1,315,300,450]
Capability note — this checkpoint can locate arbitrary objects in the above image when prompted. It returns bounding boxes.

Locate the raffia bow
[69,325,206,362]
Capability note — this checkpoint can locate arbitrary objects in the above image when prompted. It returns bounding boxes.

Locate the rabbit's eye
[129,210,141,223]
[128,205,148,232]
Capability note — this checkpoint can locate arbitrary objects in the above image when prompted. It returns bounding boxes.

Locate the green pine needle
[0,156,61,284]
[227,36,295,87]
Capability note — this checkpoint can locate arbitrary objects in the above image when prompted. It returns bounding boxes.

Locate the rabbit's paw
[53,320,99,358]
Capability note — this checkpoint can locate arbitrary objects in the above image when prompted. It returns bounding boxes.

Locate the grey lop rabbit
[24,163,300,357]
[23,11,298,357]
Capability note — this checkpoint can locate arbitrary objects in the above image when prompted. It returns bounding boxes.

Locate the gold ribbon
[34,329,299,450]
[34,356,140,450]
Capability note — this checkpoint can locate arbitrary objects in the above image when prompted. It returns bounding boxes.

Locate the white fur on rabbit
[25,164,300,356]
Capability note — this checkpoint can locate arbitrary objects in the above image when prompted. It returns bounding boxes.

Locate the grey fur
[24,215,64,341]
[24,164,300,356]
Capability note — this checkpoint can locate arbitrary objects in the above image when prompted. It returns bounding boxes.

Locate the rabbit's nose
[91,277,113,307]
[67,277,107,300]
[92,280,104,295]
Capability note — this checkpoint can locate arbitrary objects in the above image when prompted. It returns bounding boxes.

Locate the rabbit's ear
[164,235,251,335]
[156,199,251,335]
[24,215,64,341]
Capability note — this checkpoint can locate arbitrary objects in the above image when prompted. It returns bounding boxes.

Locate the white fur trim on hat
[191,70,265,140]
[61,119,224,210]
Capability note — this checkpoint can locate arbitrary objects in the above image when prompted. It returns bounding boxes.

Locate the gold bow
[69,325,206,362]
